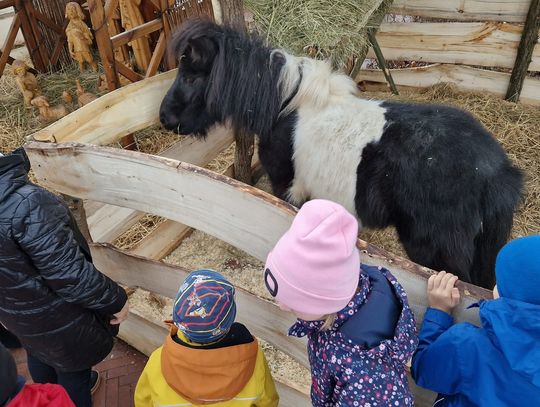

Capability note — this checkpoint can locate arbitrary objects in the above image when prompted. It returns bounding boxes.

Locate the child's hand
[110,302,130,325]
[427,271,461,314]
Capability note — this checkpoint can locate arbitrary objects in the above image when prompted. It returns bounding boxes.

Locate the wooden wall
[357,0,540,104]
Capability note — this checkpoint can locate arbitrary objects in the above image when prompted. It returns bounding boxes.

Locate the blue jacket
[289,265,418,406]
[412,299,540,406]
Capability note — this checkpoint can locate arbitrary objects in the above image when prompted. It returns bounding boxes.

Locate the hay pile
[245,0,386,67]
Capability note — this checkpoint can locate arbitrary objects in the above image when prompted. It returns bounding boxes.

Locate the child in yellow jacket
[134,269,279,407]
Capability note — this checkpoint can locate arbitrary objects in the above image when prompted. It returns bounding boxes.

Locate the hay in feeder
[244,0,387,68]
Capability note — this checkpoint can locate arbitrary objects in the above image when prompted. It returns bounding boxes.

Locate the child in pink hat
[264,199,418,406]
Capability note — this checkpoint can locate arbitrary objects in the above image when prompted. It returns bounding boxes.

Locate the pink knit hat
[264,199,360,315]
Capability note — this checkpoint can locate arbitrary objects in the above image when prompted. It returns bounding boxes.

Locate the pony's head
[160,19,290,138]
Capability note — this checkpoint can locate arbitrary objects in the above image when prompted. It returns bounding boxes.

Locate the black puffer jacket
[0,148,127,372]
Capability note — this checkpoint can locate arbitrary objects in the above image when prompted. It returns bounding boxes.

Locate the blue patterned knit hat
[173,269,237,343]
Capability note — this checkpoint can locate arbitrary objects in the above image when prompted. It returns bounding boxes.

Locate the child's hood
[160,326,259,404]
[481,298,540,387]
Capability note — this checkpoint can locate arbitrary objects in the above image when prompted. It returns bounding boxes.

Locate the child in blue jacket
[412,235,540,406]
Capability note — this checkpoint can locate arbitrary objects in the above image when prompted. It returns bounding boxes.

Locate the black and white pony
[159,19,524,289]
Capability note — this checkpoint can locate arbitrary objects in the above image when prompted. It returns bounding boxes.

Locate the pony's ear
[170,19,221,73]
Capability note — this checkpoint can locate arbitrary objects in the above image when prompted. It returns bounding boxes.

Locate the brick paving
[10,339,148,407]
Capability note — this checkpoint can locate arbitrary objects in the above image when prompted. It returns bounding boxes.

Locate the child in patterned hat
[264,199,418,406]
[135,269,278,407]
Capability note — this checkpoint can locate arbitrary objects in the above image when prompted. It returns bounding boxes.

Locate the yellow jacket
[134,324,279,407]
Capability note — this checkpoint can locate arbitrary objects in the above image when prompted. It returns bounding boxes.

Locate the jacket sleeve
[12,189,127,315]
[257,349,279,407]
[134,363,152,407]
[411,307,464,394]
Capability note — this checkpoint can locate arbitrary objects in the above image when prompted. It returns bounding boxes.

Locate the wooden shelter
[24,71,492,406]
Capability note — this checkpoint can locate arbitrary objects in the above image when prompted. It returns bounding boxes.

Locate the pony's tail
[471,164,524,288]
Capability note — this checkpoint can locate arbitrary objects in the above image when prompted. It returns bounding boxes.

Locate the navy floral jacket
[289,265,418,406]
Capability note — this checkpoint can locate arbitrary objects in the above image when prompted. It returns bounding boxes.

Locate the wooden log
[356,63,540,106]
[28,69,177,144]
[505,0,540,102]
[88,0,120,91]
[390,0,531,23]
[369,22,540,71]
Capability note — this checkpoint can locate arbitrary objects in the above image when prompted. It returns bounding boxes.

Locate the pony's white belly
[288,100,387,217]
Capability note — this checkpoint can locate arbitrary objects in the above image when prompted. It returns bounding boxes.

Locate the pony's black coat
[159,19,524,289]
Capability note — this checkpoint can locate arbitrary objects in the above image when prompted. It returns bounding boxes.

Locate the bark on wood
[505,0,540,102]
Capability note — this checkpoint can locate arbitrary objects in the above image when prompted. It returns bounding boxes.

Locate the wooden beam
[14,1,45,72]
[0,0,16,9]
[356,63,540,106]
[389,0,531,23]
[88,0,119,91]
[129,220,192,260]
[145,30,166,78]
[110,18,163,49]
[86,126,234,243]
[28,69,177,144]
[506,0,540,102]
[0,11,20,77]
[368,22,540,71]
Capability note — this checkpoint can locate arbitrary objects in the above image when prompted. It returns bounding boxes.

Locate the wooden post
[217,0,254,184]
[505,0,540,103]
[14,0,46,72]
[88,0,119,90]
[367,28,398,95]
[349,0,395,79]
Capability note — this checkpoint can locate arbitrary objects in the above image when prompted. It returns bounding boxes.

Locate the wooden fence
[357,0,540,104]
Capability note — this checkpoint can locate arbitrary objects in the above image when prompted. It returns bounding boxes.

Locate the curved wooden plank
[28,69,177,145]
[25,141,491,326]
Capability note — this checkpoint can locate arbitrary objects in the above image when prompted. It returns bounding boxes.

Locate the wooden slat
[145,30,166,78]
[87,127,234,243]
[356,63,540,106]
[28,7,63,35]
[0,0,16,9]
[110,18,163,48]
[23,1,49,68]
[0,11,19,77]
[28,69,177,144]
[129,220,192,260]
[115,61,144,82]
[88,0,119,90]
[14,1,45,72]
[369,22,540,71]
[389,0,531,23]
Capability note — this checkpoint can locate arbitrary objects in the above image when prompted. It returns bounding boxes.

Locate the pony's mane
[172,19,359,137]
